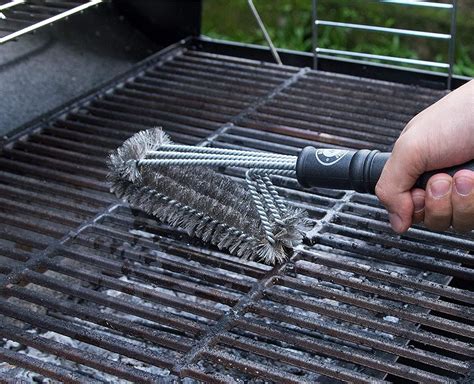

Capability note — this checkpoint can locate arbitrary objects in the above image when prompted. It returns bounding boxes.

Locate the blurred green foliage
[202,0,474,77]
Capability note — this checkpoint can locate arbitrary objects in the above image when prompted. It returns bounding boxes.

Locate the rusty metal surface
[0,42,472,383]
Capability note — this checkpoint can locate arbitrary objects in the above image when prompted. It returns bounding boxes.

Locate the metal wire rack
[0,0,102,44]
[312,0,458,89]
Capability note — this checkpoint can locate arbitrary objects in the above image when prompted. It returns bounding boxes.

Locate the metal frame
[196,37,471,90]
[0,0,103,44]
[312,0,458,89]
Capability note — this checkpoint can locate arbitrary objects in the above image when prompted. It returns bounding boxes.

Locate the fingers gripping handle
[413,161,474,190]
[296,147,474,194]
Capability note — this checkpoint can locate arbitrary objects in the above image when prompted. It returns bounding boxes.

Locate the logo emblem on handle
[315,149,348,166]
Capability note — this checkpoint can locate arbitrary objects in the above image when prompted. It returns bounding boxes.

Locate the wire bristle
[108,128,307,264]
[108,128,172,183]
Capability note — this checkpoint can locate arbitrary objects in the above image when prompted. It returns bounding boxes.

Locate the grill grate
[0,41,472,383]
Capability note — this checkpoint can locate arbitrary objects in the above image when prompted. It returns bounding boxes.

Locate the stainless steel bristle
[107,128,308,264]
[108,128,172,183]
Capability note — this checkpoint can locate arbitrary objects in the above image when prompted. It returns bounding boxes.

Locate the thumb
[375,134,426,233]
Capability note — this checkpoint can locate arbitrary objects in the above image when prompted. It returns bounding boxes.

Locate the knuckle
[425,201,452,219]
[412,216,423,225]
[374,183,388,203]
[425,220,451,232]
[424,205,452,231]
[412,210,425,225]
[452,195,473,212]
[452,194,474,233]
[451,221,473,233]
[392,136,406,154]
[394,133,417,153]
[393,134,425,173]
[401,116,417,134]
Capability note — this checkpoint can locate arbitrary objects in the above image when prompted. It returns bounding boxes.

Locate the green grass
[202,0,474,77]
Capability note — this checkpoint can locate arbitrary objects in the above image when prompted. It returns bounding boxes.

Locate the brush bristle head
[108,128,171,183]
[108,128,308,264]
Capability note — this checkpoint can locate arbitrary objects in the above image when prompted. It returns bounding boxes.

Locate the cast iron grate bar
[0,41,472,383]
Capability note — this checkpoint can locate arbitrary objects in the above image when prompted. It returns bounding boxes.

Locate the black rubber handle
[296,147,474,194]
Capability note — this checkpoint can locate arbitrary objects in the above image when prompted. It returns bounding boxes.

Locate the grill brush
[108,128,474,264]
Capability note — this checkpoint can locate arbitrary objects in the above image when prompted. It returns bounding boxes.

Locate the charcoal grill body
[0,1,472,383]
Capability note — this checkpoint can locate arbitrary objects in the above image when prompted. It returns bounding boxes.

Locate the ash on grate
[100,274,225,325]
[1,330,172,383]
[0,312,177,383]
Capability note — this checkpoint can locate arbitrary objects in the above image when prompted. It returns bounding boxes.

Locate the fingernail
[454,177,473,196]
[389,213,403,233]
[413,195,425,213]
[430,179,451,199]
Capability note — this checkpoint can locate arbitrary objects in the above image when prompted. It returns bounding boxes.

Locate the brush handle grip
[296,147,474,194]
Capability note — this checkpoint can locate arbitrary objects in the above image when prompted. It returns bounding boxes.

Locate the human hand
[375,80,474,233]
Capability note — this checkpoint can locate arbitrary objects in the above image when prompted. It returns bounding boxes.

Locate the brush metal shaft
[150,146,295,159]
[145,151,293,162]
[138,159,297,169]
